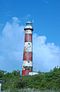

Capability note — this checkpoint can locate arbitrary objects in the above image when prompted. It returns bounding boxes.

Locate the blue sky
[0,0,60,72]
[0,0,60,45]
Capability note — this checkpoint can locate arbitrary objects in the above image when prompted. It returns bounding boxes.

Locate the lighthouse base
[22,66,33,76]
[22,70,32,76]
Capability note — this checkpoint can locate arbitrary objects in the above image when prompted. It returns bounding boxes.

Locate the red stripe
[25,34,32,42]
[23,52,32,61]
[22,69,32,76]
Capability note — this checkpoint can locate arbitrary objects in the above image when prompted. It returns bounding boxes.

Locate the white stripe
[25,30,32,34]
[23,60,32,67]
[24,42,32,52]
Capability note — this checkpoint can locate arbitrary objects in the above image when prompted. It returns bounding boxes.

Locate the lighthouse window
[28,43,30,45]
[28,61,29,63]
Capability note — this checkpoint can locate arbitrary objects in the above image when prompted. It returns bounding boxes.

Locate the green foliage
[0,67,60,91]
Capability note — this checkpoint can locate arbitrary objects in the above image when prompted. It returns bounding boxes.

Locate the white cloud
[0,17,24,71]
[33,34,60,72]
[0,17,60,72]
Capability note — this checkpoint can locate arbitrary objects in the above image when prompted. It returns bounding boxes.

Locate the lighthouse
[22,21,33,76]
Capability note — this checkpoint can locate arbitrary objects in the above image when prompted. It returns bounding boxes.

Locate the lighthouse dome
[24,21,33,31]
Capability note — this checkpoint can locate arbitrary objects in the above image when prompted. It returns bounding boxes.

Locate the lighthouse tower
[22,21,33,76]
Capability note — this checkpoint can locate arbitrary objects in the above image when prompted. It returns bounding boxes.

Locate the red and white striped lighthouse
[22,21,33,76]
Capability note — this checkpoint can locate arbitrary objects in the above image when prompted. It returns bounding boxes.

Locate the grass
[2,88,60,92]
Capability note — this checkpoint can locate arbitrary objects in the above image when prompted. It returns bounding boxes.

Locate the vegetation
[2,88,60,92]
[0,67,60,92]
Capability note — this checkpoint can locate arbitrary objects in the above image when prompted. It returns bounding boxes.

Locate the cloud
[0,17,60,72]
[0,17,24,71]
[33,34,60,72]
